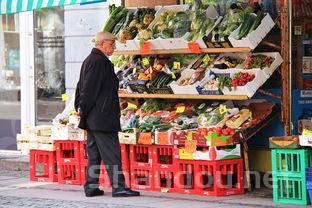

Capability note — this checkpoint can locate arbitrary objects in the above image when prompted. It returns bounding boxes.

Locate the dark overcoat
[74,48,121,132]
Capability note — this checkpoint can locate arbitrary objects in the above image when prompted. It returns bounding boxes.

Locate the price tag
[142,58,149,66]
[127,102,137,109]
[185,139,197,153]
[171,72,176,79]
[138,133,152,145]
[140,41,152,54]
[61,93,68,101]
[132,67,137,74]
[157,132,168,145]
[202,54,211,65]
[176,106,185,113]
[188,42,201,54]
[219,105,227,114]
[173,62,181,70]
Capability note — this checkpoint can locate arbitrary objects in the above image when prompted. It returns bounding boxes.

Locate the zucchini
[249,12,265,33]
[112,15,127,35]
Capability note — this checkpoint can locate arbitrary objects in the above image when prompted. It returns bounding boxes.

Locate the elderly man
[75,31,140,197]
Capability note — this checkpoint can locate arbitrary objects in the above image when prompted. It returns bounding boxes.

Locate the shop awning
[0,0,106,15]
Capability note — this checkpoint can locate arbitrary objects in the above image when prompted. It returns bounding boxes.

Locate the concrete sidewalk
[0,169,303,208]
[0,151,305,208]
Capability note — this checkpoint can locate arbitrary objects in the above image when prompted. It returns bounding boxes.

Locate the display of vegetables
[211,4,244,42]
[212,56,244,69]
[243,54,275,69]
[236,11,265,40]
[231,72,255,87]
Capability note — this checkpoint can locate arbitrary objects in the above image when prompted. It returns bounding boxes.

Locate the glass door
[34,8,65,124]
[0,14,21,150]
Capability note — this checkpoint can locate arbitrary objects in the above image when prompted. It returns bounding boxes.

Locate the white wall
[64,0,120,98]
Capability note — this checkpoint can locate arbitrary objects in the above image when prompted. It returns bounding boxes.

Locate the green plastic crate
[273,176,308,205]
[272,149,312,177]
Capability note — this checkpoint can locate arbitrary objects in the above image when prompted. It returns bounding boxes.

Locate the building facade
[0,0,119,150]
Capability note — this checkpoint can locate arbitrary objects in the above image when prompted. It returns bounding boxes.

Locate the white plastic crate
[116,39,140,51]
[170,69,200,94]
[221,69,267,98]
[243,52,283,78]
[118,129,138,144]
[228,13,275,49]
[299,135,312,147]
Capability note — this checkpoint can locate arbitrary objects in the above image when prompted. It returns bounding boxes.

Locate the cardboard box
[269,136,299,149]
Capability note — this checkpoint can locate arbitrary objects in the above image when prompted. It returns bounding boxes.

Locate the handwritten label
[219,105,227,114]
[140,41,152,54]
[127,102,137,109]
[176,106,185,113]
[173,62,181,70]
[202,54,211,65]
[62,93,68,101]
[142,58,149,66]
[188,42,201,54]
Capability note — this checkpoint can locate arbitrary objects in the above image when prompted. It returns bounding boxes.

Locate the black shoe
[112,188,140,197]
[85,188,104,197]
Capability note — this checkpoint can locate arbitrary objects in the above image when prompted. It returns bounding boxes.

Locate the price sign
[185,139,197,153]
[140,41,152,54]
[142,58,149,66]
[188,42,201,54]
[202,54,211,65]
[176,106,185,113]
[173,62,181,70]
[219,105,227,114]
[62,93,68,101]
[127,102,137,109]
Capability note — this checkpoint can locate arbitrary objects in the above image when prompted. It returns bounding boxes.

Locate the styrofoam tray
[228,13,275,49]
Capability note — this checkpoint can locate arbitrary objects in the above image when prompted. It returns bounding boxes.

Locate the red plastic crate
[79,141,87,165]
[154,170,176,192]
[174,160,197,194]
[130,144,153,169]
[130,167,154,191]
[153,145,178,171]
[55,140,80,164]
[81,163,131,189]
[194,159,244,196]
[29,150,58,182]
[57,163,81,185]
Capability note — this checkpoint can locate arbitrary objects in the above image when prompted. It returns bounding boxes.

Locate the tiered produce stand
[21,0,299,202]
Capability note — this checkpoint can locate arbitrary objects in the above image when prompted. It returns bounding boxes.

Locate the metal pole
[288,0,292,135]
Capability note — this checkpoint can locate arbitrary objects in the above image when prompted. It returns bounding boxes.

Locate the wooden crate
[125,0,177,8]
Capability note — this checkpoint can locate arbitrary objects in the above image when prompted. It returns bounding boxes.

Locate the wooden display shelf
[113,47,251,56]
[118,93,249,100]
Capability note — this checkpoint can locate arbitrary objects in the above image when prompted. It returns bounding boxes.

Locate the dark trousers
[84,130,125,191]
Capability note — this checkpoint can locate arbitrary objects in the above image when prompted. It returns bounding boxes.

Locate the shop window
[34,8,65,124]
